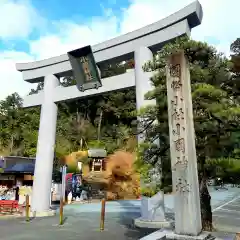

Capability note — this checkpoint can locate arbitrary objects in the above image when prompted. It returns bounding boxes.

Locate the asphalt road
[0,188,239,240]
[213,195,240,233]
[0,212,156,240]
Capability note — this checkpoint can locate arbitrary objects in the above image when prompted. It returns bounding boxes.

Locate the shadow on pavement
[116,200,158,239]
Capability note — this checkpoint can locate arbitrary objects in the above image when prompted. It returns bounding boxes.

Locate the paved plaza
[0,212,156,240]
[0,187,239,240]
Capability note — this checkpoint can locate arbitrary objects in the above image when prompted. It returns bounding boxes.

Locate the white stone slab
[140,230,211,240]
[134,217,173,229]
[166,231,210,240]
[140,230,166,240]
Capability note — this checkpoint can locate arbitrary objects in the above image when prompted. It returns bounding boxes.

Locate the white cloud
[0,0,239,100]
[0,51,35,99]
[191,0,239,57]
[29,16,119,60]
[0,0,41,101]
[120,0,239,57]
[0,0,43,40]
[120,0,193,34]
[28,0,240,61]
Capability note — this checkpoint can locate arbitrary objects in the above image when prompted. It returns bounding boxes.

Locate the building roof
[1,156,35,161]
[3,163,35,174]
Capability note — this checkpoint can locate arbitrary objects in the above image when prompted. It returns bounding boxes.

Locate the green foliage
[136,36,240,224]
[0,93,40,156]
[0,68,137,170]
[66,165,81,174]
[134,143,152,178]
[1,37,240,194]
[141,185,160,197]
[138,36,240,230]
[205,158,240,183]
[138,37,240,179]
[231,38,240,55]
[135,143,163,194]
[137,144,162,197]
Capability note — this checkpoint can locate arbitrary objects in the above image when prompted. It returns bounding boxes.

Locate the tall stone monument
[166,51,202,236]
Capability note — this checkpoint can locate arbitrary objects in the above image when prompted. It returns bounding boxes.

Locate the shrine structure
[16,1,203,221]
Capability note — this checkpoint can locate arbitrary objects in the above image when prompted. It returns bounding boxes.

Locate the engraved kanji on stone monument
[172,108,184,121]
[174,138,185,153]
[166,51,202,236]
[170,63,182,91]
[176,178,190,193]
[171,96,178,108]
[170,63,181,78]
[171,80,182,91]
[172,123,181,136]
[172,156,188,171]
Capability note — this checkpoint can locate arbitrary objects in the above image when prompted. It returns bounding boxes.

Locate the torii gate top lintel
[16,1,202,84]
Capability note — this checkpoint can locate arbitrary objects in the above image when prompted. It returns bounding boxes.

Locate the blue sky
[32,0,129,20]
[0,0,129,53]
[0,0,239,100]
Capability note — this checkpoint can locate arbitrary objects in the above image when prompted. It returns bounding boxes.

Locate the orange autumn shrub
[64,150,140,200]
[103,151,140,200]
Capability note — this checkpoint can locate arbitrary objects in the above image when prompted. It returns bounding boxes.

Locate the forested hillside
[0,60,137,159]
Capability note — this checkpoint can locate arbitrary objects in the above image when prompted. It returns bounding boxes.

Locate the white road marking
[213,196,240,212]
[225,204,240,207]
[213,214,240,220]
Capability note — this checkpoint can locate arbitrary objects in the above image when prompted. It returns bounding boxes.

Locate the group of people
[0,185,19,200]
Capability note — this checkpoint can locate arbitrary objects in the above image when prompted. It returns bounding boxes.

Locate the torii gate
[16,1,202,218]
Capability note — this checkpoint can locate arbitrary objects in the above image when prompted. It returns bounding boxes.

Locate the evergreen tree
[137,37,240,230]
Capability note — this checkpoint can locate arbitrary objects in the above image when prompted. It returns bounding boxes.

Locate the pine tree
[138,37,240,230]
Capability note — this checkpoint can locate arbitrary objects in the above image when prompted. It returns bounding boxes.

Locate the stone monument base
[140,230,212,240]
[166,231,211,240]
[134,217,173,229]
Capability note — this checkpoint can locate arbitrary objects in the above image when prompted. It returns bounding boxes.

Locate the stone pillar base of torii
[140,52,212,240]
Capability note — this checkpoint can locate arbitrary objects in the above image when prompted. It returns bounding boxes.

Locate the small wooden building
[0,156,35,188]
[87,149,107,172]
